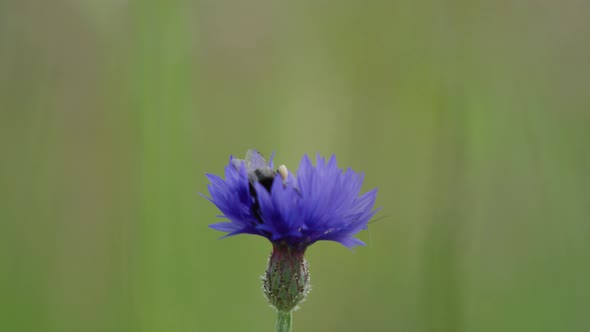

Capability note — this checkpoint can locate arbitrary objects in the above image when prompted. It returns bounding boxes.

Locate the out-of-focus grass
[1,1,589,331]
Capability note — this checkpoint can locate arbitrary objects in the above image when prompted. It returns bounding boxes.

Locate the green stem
[275,311,292,332]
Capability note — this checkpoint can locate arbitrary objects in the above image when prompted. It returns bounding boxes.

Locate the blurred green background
[2,1,589,331]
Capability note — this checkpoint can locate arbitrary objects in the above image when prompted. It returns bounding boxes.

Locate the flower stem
[275,311,292,332]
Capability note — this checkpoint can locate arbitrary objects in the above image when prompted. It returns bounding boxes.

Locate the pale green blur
[1,1,589,331]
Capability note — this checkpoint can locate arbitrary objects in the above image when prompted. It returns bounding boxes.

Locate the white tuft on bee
[278,165,289,180]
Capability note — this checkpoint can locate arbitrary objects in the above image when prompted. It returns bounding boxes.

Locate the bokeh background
[2,1,589,331]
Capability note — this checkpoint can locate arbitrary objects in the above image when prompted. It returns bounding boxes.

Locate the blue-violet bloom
[205,150,378,249]
[204,150,379,314]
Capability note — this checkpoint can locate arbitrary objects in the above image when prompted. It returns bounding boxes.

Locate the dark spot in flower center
[249,168,276,224]
[253,169,275,192]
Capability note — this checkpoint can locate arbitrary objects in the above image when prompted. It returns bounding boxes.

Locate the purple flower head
[204,150,379,250]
